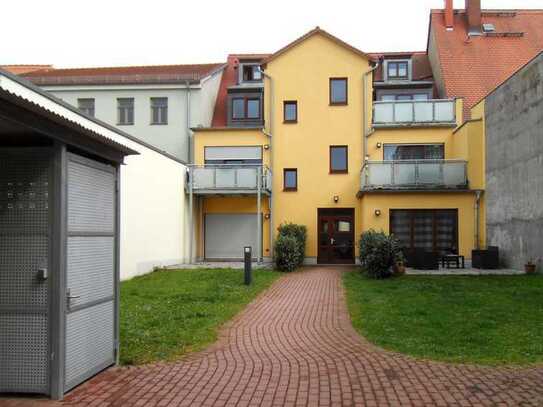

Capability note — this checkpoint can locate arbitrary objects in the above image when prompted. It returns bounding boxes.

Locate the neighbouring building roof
[0,67,138,156]
[1,64,53,75]
[211,54,271,127]
[21,63,227,86]
[262,27,375,67]
[430,9,543,118]
[370,51,434,82]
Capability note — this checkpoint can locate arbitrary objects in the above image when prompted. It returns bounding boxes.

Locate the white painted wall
[42,69,223,163]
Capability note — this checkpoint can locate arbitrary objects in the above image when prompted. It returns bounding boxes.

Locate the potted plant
[525,259,537,274]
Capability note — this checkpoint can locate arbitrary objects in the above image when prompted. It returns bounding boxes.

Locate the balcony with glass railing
[372,99,456,126]
[360,160,468,192]
[187,164,272,195]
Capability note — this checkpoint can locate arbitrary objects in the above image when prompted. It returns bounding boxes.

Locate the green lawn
[120,268,280,365]
[343,272,543,366]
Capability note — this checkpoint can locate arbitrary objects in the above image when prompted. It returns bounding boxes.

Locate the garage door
[205,214,261,260]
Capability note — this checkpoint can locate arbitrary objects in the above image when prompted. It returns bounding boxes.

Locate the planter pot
[525,263,537,274]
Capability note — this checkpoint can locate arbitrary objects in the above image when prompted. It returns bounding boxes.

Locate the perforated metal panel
[0,148,51,394]
[65,153,116,392]
[65,301,115,390]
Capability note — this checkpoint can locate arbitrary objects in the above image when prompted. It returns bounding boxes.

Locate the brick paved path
[4,267,543,406]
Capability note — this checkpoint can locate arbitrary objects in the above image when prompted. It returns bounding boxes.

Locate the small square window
[330,146,348,173]
[283,169,297,191]
[284,101,297,123]
[78,98,95,117]
[387,61,409,80]
[330,78,348,105]
[117,98,134,125]
[242,65,262,82]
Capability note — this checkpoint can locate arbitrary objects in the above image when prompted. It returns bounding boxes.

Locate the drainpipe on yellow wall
[475,190,482,250]
[362,60,380,167]
[260,69,274,263]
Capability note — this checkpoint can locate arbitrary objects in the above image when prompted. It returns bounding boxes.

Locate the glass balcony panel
[414,103,433,122]
[215,168,237,188]
[193,168,215,189]
[434,102,455,122]
[367,163,392,186]
[443,162,466,185]
[417,163,442,184]
[237,168,258,188]
[373,103,394,123]
[393,162,416,184]
[394,103,413,122]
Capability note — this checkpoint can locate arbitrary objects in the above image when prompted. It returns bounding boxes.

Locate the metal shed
[0,69,137,399]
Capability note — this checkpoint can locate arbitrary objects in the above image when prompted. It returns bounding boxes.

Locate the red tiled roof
[369,52,434,82]
[430,9,543,119]
[211,54,271,127]
[1,65,53,75]
[21,63,226,86]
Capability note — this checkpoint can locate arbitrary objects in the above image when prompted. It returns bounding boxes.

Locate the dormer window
[242,64,262,82]
[386,60,409,80]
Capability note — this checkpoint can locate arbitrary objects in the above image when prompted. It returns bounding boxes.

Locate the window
[330,146,348,173]
[117,98,134,125]
[283,169,297,191]
[77,98,95,117]
[204,146,262,165]
[390,209,458,255]
[284,101,297,123]
[150,97,168,125]
[231,97,261,120]
[383,144,444,160]
[329,78,348,105]
[380,94,429,101]
[387,61,409,80]
[242,65,262,82]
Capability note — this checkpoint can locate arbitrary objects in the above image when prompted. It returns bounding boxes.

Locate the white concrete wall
[43,69,223,163]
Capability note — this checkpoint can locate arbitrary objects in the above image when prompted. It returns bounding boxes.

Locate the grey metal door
[204,214,261,260]
[64,153,117,391]
[0,148,51,393]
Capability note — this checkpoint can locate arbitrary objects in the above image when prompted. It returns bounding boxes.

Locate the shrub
[274,223,307,272]
[359,229,403,279]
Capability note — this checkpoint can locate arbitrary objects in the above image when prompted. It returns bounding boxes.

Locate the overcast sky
[2,0,541,68]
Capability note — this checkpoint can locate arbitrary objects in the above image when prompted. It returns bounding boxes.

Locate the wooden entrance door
[317,208,355,264]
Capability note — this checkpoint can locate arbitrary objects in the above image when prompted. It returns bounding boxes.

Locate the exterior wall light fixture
[264,213,270,220]
[374,209,381,216]
[263,144,270,150]
[376,142,382,148]
[333,195,339,203]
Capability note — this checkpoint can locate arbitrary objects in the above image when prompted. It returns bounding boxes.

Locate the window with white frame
[117,98,134,125]
[150,97,168,125]
[77,98,95,117]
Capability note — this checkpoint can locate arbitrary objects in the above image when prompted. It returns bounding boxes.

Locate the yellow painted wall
[264,32,373,260]
[360,192,478,257]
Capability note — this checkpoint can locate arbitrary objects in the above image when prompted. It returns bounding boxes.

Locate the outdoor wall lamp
[374,209,381,217]
[376,142,382,148]
[333,195,340,203]
[263,144,270,150]
[264,213,270,220]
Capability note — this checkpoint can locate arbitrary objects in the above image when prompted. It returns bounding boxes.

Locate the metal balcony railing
[360,160,468,191]
[373,99,456,125]
[187,164,272,194]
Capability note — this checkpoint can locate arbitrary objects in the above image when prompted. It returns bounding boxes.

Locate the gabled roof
[211,54,270,127]
[430,9,543,119]
[0,67,138,157]
[262,27,374,67]
[369,51,434,82]
[21,63,226,86]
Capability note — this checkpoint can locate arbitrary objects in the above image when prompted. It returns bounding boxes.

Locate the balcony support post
[257,166,262,264]
[188,167,194,264]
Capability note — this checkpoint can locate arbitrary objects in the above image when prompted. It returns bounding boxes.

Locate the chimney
[444,0,454,30]
[466,0,482,35]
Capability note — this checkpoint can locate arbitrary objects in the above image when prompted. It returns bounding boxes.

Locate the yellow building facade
[190,29,485,265]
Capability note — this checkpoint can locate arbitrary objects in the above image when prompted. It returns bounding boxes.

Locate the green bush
[274,223,307,271]
[359,229,403,279]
